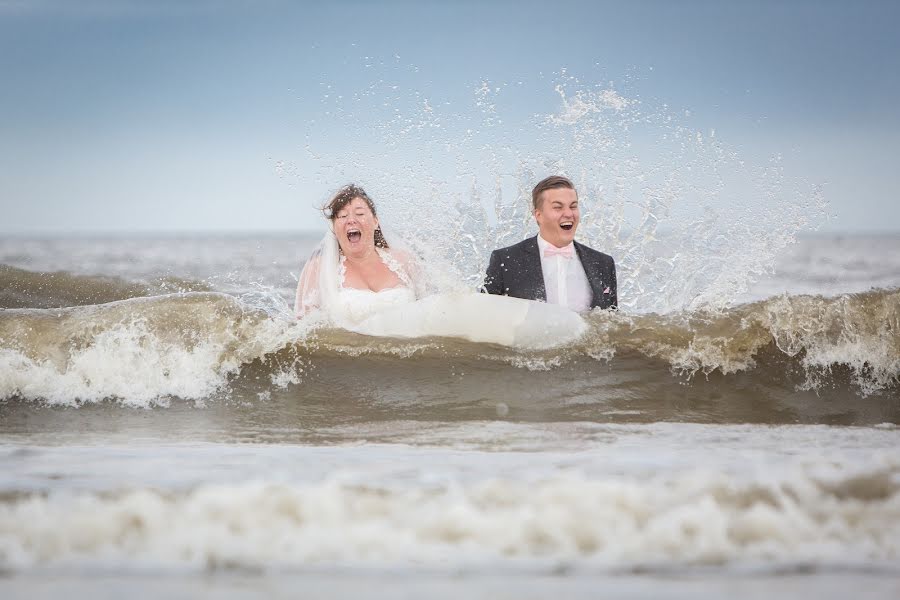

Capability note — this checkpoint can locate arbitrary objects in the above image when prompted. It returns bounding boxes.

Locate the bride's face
[334,197,379,257]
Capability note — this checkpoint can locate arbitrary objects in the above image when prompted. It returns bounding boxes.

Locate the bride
[295,184,421,325]
[295,184,586,348]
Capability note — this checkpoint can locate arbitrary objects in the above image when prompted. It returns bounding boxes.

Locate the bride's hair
[323,184,388,248]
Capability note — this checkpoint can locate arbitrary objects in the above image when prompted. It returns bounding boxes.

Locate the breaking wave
[1,280,897,408]
[0,264,211,309]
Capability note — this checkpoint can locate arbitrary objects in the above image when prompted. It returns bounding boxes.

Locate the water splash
[278,62,827,314]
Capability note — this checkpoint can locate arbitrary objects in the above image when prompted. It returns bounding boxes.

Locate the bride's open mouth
[560,221,574,231]
[347,228,362,243]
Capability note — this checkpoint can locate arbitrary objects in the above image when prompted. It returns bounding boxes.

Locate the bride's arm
[294,253,321,317]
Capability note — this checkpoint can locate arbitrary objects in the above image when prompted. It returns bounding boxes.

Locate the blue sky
[2,0,898,233]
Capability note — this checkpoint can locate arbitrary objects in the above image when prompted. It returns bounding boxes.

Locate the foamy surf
[1,442,897,571]
[0,293,302,406]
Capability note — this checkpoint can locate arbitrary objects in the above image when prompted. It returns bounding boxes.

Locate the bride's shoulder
[378,247,419,284]
[382,246,413,263]
[382,246,421,272]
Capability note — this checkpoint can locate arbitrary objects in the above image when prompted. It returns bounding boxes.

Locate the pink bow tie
[544,245,574,258]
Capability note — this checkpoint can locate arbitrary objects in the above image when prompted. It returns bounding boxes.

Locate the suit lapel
[523,236,546,302]
[574,241,600,306]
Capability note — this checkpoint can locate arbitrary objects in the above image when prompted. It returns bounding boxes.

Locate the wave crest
[1,289,897,406]
[0,264,211,309]
[587,289,900,395]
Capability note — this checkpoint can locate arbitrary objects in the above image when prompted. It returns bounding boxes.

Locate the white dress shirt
[536,234,592,312]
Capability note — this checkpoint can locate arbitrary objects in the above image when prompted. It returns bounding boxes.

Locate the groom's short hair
[532,175,576,210]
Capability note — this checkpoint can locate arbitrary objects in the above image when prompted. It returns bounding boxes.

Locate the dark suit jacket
[483,236,617,310]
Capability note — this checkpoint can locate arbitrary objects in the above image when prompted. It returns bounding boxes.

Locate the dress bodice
[336,248,416,323]
[336,286,417,323]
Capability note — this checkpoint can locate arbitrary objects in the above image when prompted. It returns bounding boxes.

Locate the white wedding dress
[295,230,587,349]
[334,249,417,324]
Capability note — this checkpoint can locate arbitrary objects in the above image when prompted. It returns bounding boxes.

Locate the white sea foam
[2,461,898,571]
[0,324,234,406]
[0,294,305,406]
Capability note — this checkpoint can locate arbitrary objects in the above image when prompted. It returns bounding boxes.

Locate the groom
[483,175,617,311]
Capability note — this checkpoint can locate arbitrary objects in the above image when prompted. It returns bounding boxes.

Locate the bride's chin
[341,242,370,258]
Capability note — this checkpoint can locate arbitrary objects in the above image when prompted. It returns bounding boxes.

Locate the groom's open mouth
[347,228,362,243]
[560,221,574,231]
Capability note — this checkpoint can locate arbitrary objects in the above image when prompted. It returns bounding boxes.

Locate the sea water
[1,71,899,598]
[1,233,898,598]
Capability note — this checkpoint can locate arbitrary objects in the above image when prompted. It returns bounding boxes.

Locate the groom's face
[534,187,580,248]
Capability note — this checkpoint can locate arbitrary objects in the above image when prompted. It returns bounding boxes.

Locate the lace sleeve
[294,253,321,317]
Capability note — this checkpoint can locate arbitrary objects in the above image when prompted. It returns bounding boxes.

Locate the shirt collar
[537,234,575,255]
